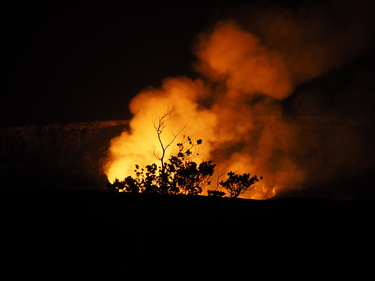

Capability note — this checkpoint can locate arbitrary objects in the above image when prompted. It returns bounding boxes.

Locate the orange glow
[103,21,308,199]
[104,77,217,184]
[194,21,293,100]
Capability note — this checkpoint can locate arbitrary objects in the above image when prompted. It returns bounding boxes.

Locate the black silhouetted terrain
[2,191,374,277]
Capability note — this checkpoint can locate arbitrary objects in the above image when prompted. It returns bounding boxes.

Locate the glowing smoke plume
[104,1,375,199]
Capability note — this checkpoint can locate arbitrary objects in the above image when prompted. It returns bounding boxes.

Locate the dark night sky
[1,1,229,126]
[2,0,375,126]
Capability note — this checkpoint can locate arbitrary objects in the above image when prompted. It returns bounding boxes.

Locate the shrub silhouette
[107,139,262,197]
[107,138,216,195]
[219,171,262,198]
[107,107,262,197]
[207,190,226,197]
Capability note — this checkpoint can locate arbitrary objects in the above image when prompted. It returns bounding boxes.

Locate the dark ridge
[0,120,129,191]
[2,190,374,274]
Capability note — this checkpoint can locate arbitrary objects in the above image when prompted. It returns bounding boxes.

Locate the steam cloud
[104,0,375,199]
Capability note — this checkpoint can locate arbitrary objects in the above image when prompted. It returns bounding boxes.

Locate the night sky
[2,0,375,126]
[1,1,228,126]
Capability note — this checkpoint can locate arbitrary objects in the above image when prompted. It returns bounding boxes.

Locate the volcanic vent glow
[103,1,375,199]
[103,22,297,199]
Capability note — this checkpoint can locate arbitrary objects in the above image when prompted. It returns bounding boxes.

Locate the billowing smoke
[235,0,375,85]
[104,0,375,199]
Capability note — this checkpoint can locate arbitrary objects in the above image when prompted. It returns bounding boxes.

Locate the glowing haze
[104,1,375,199]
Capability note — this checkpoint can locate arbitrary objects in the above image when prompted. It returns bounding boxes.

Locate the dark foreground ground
[2,191,374,278]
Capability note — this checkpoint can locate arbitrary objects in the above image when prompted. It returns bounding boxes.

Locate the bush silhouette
[219,171,262,198]
[107,107,262,197]
[107,138,216,195]
[207,190,226,197]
